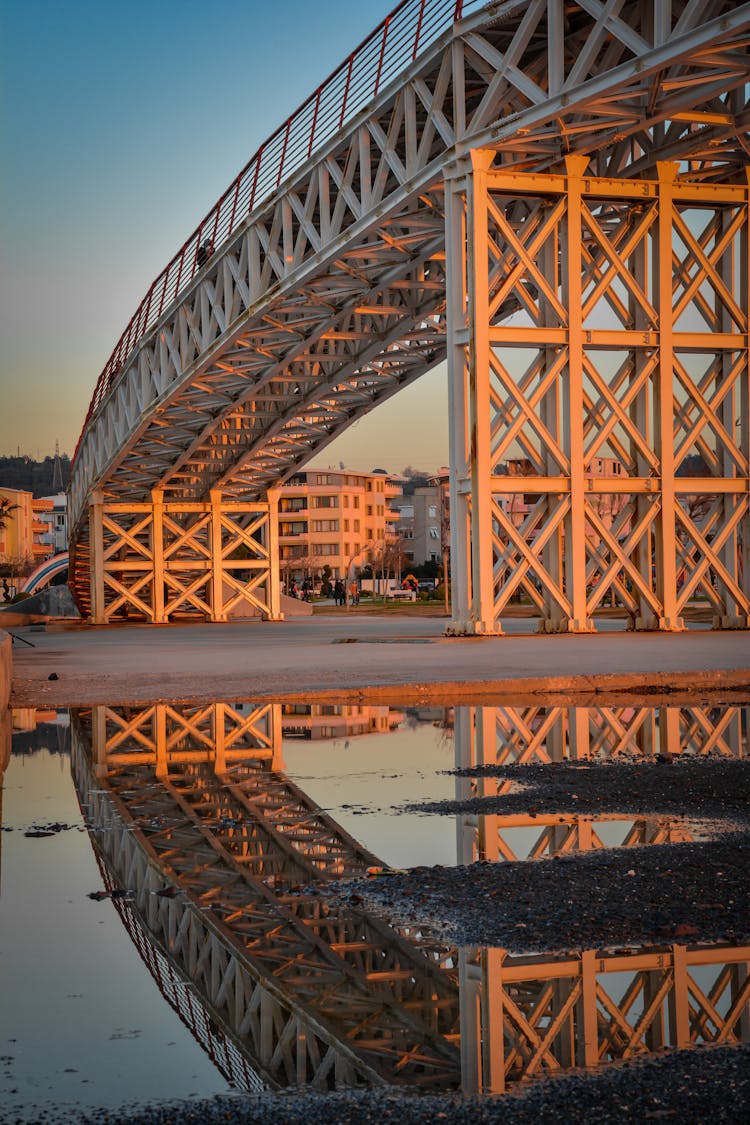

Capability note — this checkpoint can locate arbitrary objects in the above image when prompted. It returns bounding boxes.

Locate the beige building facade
[0,488,54,574]
[278,469,401,584]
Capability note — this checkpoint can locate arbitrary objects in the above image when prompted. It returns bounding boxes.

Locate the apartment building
[0,487,54,570]
[391,484,444,566]
[278,469,401,582]
[36,491,69,554]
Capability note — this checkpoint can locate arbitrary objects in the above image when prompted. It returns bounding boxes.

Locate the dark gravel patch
[441,757,750,826]
[54,1043,750,1123]
[324,758,750,953]
[330,836,750,952]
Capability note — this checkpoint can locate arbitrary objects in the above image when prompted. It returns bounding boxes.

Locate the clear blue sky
[0,0,448,472]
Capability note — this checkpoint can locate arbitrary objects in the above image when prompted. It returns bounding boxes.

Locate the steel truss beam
[69,2,750,621]
[446,156,749,633]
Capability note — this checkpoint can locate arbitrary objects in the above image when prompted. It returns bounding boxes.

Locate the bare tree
[371,535,407,600]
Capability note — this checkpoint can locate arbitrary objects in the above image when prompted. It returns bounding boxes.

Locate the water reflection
[72,703,461,1092]
[61,698,748,1097]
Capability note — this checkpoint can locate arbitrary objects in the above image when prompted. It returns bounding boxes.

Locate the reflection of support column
[567,707,590,761]
[455,707,477,865]
[659,707,681,758]
[459,948,481,1094]
[466,941,750,1093]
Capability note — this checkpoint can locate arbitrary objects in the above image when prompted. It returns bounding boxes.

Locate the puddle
[1,697,748,1118]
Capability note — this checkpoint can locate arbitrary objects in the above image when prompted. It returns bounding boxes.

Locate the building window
[312,519,339,533]
[311,495,338,508]
[428,505,438,518]
[429,526,439,539]
[280,520,308,536]
[281,496,306,512]
[353,496,360,509]
[312,543,338,556]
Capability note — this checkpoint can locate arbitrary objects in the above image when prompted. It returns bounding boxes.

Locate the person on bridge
[196,238,214,268]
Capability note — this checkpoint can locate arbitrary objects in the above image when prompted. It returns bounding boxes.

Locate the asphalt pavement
[6,612,750,707]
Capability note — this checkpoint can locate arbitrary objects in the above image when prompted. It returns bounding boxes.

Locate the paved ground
[6,613,750,707]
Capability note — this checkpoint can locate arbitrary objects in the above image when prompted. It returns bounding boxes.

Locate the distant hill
[0,454,71,497]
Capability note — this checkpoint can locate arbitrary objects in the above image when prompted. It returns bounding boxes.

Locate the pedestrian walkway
[6,616,749,708]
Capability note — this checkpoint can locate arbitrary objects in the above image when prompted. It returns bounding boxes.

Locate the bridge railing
[77,0,483,454]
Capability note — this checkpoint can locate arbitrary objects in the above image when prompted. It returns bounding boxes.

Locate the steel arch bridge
[69,0,750,631]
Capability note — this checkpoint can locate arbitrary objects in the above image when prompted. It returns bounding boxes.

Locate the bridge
[69,698,749,1092]
[68,0,750,632]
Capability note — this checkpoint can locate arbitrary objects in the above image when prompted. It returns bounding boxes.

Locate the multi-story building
[0,487,54,573]
[278,469,401,583]
[391,482,444,566]
[36,492,68,554]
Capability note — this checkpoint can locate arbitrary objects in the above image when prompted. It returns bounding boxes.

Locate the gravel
[35,1043,748,1124]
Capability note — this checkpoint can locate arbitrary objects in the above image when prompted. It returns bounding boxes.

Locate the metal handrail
[76,0,480,456]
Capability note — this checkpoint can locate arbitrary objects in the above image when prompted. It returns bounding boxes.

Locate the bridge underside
[77,160,750,630]
[68,1,750,629]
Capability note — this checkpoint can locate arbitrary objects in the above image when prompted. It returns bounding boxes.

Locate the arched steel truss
[68,0,750,625]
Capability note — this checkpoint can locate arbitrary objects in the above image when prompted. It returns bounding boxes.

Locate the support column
[266,488,284,622]
[151,489,166,624]
[467,150,502,634]
[89,490,105,625]
[209,490,227,623]
[656,163,684,631]
[563,155,594,632]
[444,162,473,633]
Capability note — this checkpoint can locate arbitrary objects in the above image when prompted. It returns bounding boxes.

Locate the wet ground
[1,697,748,1123]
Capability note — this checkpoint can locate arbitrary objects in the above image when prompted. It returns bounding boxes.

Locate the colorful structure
[67,1,750,628]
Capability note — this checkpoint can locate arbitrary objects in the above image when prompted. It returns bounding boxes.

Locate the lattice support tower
[445,156,749,634]
[86,489,283,624]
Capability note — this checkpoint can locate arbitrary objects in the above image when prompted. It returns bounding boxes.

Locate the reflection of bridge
[68,0,750,633]
[69,698,749,1093]
[73,702,462,1090]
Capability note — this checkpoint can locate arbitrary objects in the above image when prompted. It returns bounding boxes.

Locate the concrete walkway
[6,614,750,707]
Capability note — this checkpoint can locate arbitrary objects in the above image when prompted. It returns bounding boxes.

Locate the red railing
[75,0,480,458]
